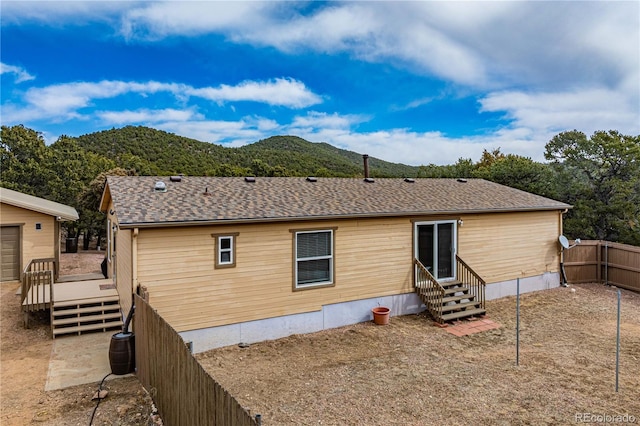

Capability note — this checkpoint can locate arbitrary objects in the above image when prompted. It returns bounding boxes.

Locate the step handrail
[414,258,446,323]
[21,258,56,308]
[455,254,486,310]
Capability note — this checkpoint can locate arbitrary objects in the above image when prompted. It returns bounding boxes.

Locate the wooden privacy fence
[134,294,259,426]
[563,240,640,292]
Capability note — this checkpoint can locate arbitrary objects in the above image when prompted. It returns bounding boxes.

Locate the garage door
[1,226,20,281]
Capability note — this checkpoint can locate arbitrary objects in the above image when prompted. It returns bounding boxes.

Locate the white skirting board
[180,272,560,353]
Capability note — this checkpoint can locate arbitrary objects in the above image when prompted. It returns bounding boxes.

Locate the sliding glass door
[415,221,456,281]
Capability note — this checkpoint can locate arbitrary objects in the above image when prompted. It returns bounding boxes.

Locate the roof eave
[115,205,571,229]
[0,189,79,221]
[99,183,112,213]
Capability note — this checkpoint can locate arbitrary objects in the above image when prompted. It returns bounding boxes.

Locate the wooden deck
[22,278,117,307]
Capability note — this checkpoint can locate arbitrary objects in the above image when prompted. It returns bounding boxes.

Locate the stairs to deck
[52,296,123,337]
[421,280,486,323]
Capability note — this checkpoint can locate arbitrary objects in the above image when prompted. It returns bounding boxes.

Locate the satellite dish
[558,235,569,249]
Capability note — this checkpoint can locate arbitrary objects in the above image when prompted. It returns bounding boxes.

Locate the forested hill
[73,126,419,178]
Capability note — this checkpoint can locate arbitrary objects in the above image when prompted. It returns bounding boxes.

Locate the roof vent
[404,178,415,183]
[363,154,370,179]
[306,176,317,182]
[244,176,256,183]
[170,176,182,182]
[457,178,468,183]
[154,181,167,192]
[364,177,375,183]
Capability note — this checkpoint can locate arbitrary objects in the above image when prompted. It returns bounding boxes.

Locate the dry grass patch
[197,284,640,425]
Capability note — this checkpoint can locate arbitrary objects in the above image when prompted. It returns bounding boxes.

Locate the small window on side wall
[213,233,238,268]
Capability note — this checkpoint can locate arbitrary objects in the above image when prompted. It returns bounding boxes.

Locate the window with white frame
[213,233,238,268]
[294,229,334,289]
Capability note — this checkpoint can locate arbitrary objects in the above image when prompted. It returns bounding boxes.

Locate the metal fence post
[616,290,621,392]
[516,277,520,366]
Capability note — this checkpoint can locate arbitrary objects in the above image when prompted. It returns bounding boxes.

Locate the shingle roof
[104,176,570,227]
[0,187,79,221]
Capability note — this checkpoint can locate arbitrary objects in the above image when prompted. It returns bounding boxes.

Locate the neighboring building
[101,175,570,352]
[0,187,79,282]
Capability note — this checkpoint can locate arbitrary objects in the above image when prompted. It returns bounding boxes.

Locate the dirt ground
[198,284,640,425]
[0,251,155,426]
[5,252,638,425]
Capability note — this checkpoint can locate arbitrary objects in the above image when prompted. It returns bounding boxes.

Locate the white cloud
[120,1,272,40]
[288,111,366,132]
[156,119,268,146]
[0,1,128,25]
[2,78,322,124]
[3,2,637,167]
[110,2,638,92]
[97,108,203,125]
[284,126,492,167]
[0,62,35,83]
[4,2,637,91]
[141,108,546,166]
[480,88,639,137]
[187,78,322,108]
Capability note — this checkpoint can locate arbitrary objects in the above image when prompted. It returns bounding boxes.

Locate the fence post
[616,290,621,392]
[605,242,609,286]
[516,277,520,366]
[596,241,602,283]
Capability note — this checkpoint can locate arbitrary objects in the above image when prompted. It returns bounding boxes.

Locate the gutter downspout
[54,217,61,281]
[132,228,139,294]
[559,209,567,286]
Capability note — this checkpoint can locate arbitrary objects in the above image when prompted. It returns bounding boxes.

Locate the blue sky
[1,1,638,166]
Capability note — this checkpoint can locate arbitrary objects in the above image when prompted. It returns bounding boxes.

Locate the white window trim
[294,229,334,289]
[218,236,234,266]
[413,219,457,282]
[212,233,239,269]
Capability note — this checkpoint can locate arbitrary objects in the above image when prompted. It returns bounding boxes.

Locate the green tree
[0,125,54,196]
[417,158,475,178]
[545,130,640,244]
[476,148,506,169]
[473,154,559,200]
[48,136,116,238]
[78,168,133,248]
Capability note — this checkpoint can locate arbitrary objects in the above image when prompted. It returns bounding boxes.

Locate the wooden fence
[134,294,259,426]
[563,240,640,292]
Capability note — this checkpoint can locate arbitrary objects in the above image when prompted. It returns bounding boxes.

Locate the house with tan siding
[101,176,570,353]
[0,187,79,282]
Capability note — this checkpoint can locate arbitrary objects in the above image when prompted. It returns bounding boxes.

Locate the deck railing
[455,254,486,310]
[21,258,56,327]
[414,258,446,323]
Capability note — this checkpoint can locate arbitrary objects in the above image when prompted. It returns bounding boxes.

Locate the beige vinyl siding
[458,210,561,283]
[131,210,562,332]
[0,203,55,274]
[136,217,413,332]
[116,229,133,317]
